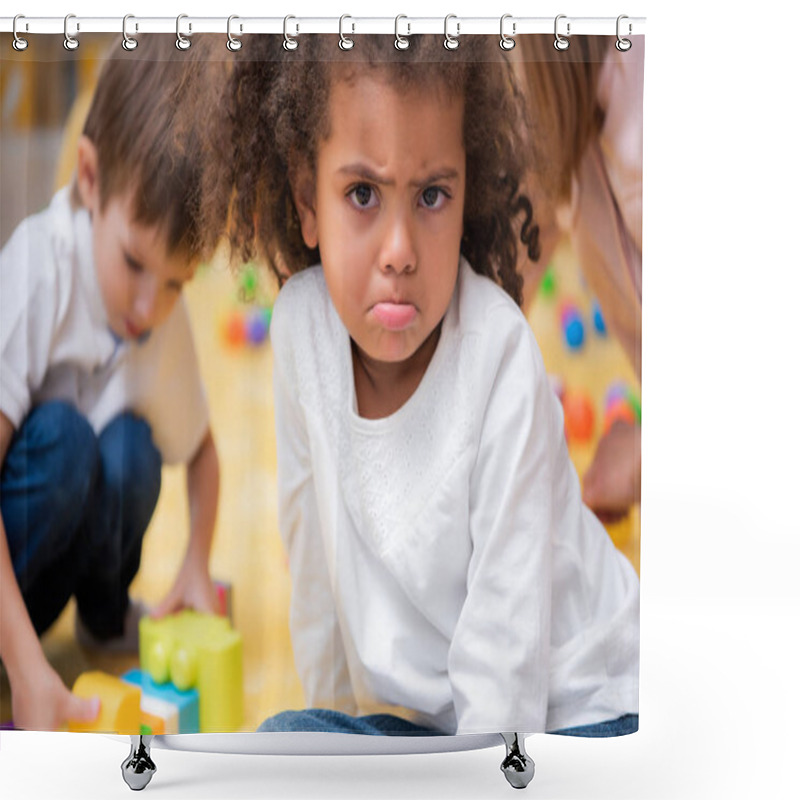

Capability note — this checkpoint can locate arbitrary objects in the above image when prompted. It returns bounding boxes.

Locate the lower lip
[371,302,417,332]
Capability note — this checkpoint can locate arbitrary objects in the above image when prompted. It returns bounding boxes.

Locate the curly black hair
[197,34,540,306]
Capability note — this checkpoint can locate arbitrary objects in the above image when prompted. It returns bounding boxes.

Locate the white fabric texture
[0,187,209,465]
[271,260,639,735]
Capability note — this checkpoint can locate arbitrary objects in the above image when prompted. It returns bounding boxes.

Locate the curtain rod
[1,15,646,38]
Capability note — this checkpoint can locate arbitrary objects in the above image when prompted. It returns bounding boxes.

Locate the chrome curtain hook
[283,15,298,51]
[122,14,138,51]
[500,14,516,51]
[227,15,242,51]
[616,14,632,51]
[176,14,191,50]
[12,14,28,51]
[554,14,570,51]
[394,15,410,51]
[63,13,79,51]
[443,14,460,51]
[339,15,355,50]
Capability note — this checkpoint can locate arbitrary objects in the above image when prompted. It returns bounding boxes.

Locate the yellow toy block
[139,610,243,732]
[68,671,141,734]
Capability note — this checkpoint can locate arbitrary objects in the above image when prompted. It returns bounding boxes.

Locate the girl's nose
[380,211,417,276]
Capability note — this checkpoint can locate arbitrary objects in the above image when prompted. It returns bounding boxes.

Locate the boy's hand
[11,660,100,732]
[582,420,642,525]
[151,562,220,619]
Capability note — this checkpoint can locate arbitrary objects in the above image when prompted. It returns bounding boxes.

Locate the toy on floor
[68,671,141,734]
[222,263,274,350]
[562,389,595,444]
[592,299,607,336]
[603,381,641,433]
[539,264,556,298]
[559,300,585,351]
[139,610,244,732]
[122,668,200,734]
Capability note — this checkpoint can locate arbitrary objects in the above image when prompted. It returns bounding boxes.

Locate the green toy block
[139,610,244,732]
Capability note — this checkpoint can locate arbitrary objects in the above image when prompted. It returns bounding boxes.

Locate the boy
[0,36,219,731]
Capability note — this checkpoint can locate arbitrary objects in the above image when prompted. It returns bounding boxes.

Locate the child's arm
[0,412,99,730]
[451,314,557,735]
[152,428,220,617]
[271,292,356,712]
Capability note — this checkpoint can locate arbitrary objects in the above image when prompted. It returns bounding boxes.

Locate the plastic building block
[139,610,243,732]
[559,301,585,350]
[122,669,198,734]
[562,390,595,444]
[69,671,141,734]
[592,299,607,336]
[214,579,233,622]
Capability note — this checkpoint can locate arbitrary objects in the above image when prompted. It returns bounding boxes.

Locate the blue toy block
[122,668,200,734]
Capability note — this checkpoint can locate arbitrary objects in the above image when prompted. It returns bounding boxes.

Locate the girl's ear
[76,135,101,214]
[289,159,319,249]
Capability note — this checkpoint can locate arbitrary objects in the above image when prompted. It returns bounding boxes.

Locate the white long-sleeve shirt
[271,260,639,735]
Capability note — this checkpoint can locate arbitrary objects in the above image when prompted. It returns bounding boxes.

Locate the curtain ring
[227,15,242,51]
[339,15,354,50]
[122,14,138,51]
[176,14,191,50]
[394,15,410,51]
[283,15,299,51]
[63,13,79,51]
[443,14,459,51]
[554,14,570,51]
[616,15,632,52]
[12,15,28,51]
[499,14,515,51]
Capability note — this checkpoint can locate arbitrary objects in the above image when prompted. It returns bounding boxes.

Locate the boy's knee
[21,401,99,497]
[99,412,162,506]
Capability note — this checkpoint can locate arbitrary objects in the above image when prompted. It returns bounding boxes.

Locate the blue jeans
[550,713,639,737]
[257,708,638,738]
[1,401,161,639]
[258,709,445,736]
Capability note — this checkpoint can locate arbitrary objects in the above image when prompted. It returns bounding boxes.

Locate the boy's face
[77,138,195,340]
[293,72,465,365]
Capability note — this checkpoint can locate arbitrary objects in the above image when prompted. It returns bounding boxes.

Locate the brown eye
[352,184,373,207]
[420,186,448,209]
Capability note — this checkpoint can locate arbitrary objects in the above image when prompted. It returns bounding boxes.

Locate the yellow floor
[1,239,639,730]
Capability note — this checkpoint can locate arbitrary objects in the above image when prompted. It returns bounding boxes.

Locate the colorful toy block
[122,668,199,734]
[69,671,141,734]
[139,610,243,732]
[562,390,595,444]
[214,578,233,623]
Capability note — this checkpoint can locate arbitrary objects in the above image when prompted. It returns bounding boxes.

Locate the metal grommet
[227,15,242,51]
[443,14,459,51]
[12,15,28,51]
[283,15,298,51]
[394,15,410,51]
[554,14,570,51]
[500,14,515,51]
[616,14,632,52]
[339,15,354,50]
[63,13,79,51]
[122,14,138,51]
[176,14,191,51]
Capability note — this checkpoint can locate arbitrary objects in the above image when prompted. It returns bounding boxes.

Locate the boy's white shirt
[271,260,640,735]
[0,187,209,465]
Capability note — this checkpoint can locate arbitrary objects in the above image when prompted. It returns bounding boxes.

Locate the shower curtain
[0,22,643,746]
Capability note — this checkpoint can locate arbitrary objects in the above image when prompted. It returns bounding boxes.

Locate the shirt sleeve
[450,311,559,734]
[271,290,356,713]
[0,216,59,429]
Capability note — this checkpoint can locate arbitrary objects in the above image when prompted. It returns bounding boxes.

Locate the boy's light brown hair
[79,34,209,261]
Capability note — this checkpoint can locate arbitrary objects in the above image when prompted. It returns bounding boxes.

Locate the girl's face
[293,72,465,365]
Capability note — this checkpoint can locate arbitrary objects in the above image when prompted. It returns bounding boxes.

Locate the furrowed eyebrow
[337,163,461,188]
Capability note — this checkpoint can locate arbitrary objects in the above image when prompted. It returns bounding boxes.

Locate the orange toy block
[68,671,141,734]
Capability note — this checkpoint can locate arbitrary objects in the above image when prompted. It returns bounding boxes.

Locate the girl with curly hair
[201,34,639,737]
